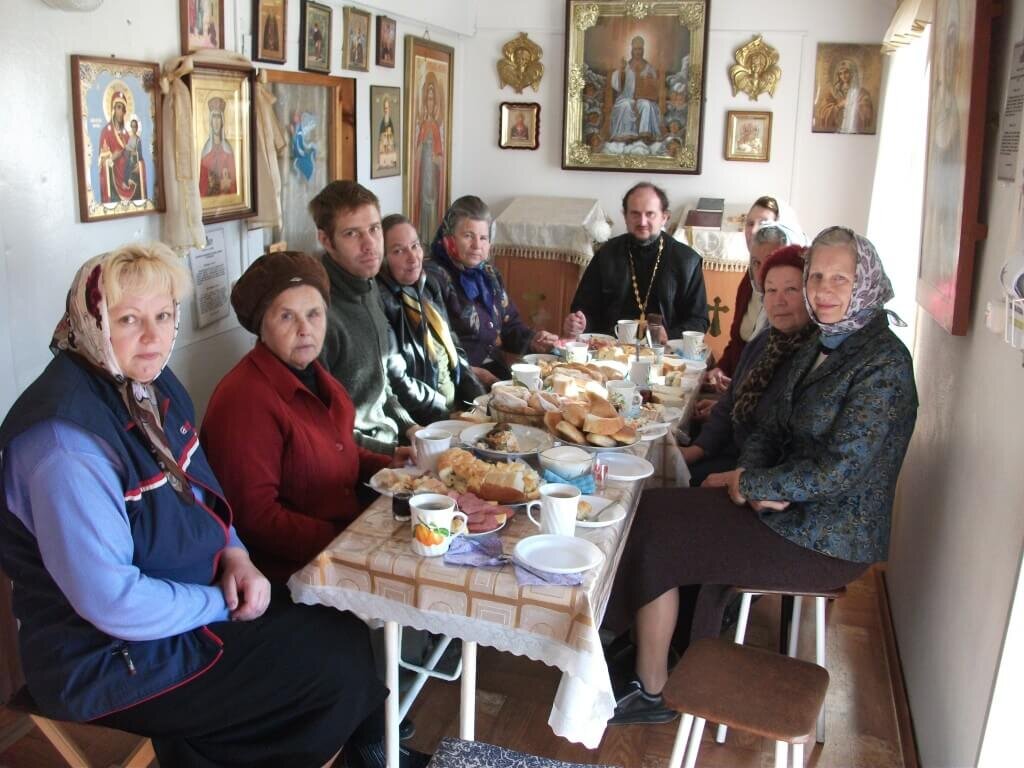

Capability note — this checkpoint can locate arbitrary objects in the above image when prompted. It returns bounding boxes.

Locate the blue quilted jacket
[738,312,918,563]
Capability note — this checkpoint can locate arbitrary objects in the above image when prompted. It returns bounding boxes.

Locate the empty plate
[575,496,626,528]
[514,534,604,574]
[595,453,655,482]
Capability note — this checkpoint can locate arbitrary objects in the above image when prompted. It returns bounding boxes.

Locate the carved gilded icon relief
[497,32,544,93]
[729,35,781,101]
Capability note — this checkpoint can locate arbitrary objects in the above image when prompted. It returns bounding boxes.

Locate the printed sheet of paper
[189,227,230,329]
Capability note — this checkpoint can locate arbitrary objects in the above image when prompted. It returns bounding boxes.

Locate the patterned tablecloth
[288,430,689,749]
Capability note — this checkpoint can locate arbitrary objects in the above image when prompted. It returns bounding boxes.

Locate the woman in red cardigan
[202,251,411,582]
[706,196,806,393]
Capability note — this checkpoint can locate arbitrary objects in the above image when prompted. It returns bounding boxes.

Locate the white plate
[522,353,559,365]
[595,452,655,482]
[579,333,617,344]
[555,433,641,453]
[367,466,428,497]
[637,422,669,441]
[452,517,507,538]
[461,422,554,459]
[575,496,626,528]
[425,420,471,440]
[514,534,604,574]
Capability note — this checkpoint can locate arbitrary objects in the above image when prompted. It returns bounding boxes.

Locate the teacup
[615,319,639,343]
[510,363,541,390]
[681,331,707,359]
[410,494,468,556]
[526,483,580,537]
[414,428,453,473]
[564,341,589,363]
[629,360,652,387]
[607,380,643,417]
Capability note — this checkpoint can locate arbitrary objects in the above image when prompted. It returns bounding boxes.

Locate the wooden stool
[7,685,154,767]
[716,585,845,745]
[426,736,619,767]
[662,638,828,768]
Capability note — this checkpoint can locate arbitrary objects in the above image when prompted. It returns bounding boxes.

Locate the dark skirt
[97,587,386,768]
[603,487,868,646]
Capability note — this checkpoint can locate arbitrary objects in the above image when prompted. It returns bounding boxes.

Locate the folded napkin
[444,534,505,567]
[445,535,586,587]
[541,469,596,494]
[514,563,585,588]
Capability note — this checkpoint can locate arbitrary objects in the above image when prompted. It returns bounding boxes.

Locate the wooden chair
[662,638,828,768]
[1,572,155,767]
[714,585,846,745]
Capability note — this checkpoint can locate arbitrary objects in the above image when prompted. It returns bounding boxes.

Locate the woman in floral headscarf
[0,244,401,767]
[604,227,918,726]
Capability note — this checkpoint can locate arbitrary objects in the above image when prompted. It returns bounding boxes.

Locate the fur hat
[231,250,329,334]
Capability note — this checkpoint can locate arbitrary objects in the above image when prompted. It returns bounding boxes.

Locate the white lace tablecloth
[492,196,610,267]
[288,436,688,749]
[672,204,750,272]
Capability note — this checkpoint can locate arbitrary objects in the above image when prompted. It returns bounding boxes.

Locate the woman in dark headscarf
[423,195,558,385]
[605,227,918,726]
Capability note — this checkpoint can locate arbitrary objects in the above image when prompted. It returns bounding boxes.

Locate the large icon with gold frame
[561,0,709,174]
[403,36,454,242]
[187,64,256,224]
[70,55,164,223]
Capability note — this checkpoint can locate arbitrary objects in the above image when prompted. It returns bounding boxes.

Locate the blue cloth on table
[541,469,595,494]
[444,534,504,567]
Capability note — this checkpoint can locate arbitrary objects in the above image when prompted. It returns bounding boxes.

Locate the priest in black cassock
[564,183,708,343]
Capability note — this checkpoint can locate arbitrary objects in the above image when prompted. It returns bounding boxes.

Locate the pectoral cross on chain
[707,296,730,337]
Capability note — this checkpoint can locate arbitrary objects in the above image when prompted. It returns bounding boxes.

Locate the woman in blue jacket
[606,227,918,725]
[0,244,415,767]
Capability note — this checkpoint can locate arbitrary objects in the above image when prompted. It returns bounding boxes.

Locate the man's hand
[563,311,587,338]
[219,547,271,622]
[680,444,705,465]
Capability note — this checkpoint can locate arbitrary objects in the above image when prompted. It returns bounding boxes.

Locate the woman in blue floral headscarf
[604,226,918,726]
[424,195,558,385]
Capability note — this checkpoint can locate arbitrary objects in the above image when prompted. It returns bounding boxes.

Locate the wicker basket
[486,401,547,428]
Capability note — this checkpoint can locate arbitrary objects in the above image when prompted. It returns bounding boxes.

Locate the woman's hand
[702,468,747,506]
[706,368,731,394]
[218,547,271,622]
[680,444,705,465]
[563,311,586,338]
[693,398,715,422]
[472,366,498,387]
[751,499,791,512]
[392,446,416,468]
[530,330,559,352]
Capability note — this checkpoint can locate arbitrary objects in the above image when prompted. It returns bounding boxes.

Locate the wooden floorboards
[0,568,907,767]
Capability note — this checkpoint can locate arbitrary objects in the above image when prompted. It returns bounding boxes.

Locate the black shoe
[345,741,431,768]
[607,680,678,725]
[399,717,415,741]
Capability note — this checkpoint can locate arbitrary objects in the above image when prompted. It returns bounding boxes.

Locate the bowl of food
[460,422,554,462]
[539,446,594,479]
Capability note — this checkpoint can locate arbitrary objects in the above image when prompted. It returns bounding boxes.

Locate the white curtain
[866,27,931,350]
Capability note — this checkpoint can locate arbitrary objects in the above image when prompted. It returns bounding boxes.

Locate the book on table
[683,209,723,229]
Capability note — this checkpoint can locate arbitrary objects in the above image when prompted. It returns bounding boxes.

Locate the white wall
[457,0,892,237]
[886,1,1024,764]
[0,0,463,420]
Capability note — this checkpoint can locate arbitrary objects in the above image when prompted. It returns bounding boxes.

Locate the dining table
[288,401,694,767]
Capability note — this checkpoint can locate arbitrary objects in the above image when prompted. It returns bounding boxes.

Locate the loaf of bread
[436,448,540,503]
